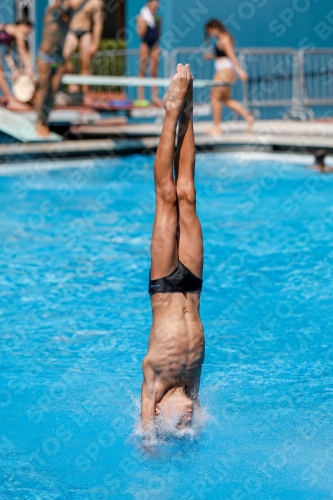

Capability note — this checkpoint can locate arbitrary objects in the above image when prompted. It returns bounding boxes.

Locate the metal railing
[238,48,314,120]
[170,47,333,119]
[69,48,170,101]
[300,49,333,108]
[2,46,332,119]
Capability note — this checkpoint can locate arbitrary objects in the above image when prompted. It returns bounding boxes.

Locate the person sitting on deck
[35,0,91,138]
[63,0,103,102]
[141,64,205,433]
[0,20,33,111]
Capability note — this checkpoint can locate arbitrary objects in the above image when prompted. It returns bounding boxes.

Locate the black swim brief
[70,29,91,40]
[149,261,203,296]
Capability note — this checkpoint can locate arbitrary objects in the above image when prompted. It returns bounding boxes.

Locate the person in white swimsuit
[204,19,254,135]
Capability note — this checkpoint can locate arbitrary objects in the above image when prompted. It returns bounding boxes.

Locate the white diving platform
[0,107,62,143]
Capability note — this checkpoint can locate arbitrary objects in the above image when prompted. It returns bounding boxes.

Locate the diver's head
[155,387,193,428]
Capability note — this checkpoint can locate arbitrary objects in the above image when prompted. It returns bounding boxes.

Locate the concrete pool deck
[0,119,332,162]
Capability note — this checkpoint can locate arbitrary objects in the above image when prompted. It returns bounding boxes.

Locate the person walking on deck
[204,19,254,135]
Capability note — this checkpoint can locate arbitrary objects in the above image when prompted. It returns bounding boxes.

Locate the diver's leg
[150,66,190,279]
[175,65,203,279]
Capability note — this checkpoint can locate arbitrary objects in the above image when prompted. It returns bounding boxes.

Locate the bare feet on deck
[36,122,50,138]
[163,64,191,114]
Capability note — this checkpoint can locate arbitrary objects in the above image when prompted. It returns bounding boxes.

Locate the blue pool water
[1,153,333,500]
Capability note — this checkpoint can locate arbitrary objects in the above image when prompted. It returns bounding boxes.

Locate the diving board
[0,107,62,143]
[62,75,231,88]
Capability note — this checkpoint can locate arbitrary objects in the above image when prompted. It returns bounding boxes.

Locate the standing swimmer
[204,19,254,135]
[0,21,33,110]
[63,0,103,100]
[35,0,89,137]
[141,64,205,432]
[136,0,162,106]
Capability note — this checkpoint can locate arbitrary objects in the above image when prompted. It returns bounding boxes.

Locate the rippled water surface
[1,153,333,499]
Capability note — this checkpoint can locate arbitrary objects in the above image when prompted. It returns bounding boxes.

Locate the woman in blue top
[204,19,254,135]
[136,0,162,106]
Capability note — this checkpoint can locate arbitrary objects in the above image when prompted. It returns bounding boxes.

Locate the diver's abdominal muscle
[146,321,204,378]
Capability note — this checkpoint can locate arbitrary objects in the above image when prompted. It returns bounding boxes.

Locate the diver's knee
[177,181,196,206]
[156,179,177,205]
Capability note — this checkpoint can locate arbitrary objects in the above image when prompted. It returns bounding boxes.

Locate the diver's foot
[246,114,255,133]
[36,122,50,138]
[206,125,223,136]
[163,64,191,114]
[7,97,31,111]
[181,64,194,118]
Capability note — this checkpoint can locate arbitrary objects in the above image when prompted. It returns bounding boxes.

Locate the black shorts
[149,261,203,296]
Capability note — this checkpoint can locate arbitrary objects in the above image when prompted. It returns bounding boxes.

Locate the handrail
[62,74,231,88]
[3,47,332,120]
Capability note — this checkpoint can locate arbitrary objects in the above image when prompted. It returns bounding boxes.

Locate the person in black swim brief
[69,29,91,40]
[136,0,162,106]
[141,64,205,433]
[149,261,202,297]
[63,0,103,97]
